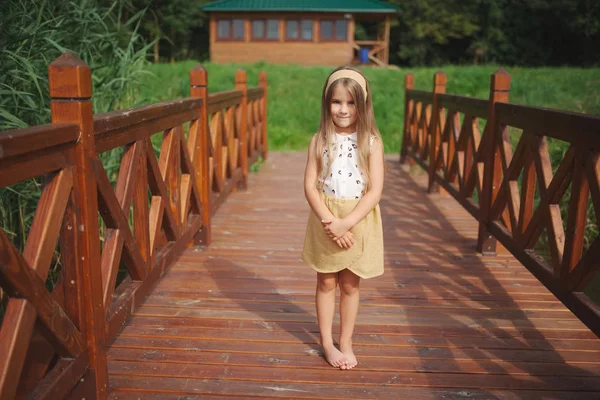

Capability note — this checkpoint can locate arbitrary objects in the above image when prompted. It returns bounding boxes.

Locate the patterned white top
[319,132,370,199]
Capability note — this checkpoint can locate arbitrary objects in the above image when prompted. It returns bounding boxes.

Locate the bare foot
[340,343,357,370]
[322,344,348,368]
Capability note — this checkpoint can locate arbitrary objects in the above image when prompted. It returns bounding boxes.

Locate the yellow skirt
[301,193,384,279]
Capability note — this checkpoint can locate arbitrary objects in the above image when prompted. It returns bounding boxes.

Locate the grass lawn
[138,62,600,154]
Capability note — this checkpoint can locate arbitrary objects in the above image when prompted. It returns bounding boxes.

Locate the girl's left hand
[322,218,352,241]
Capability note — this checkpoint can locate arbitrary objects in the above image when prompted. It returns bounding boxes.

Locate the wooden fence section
[400,69,600,338]
[0,52,267,399]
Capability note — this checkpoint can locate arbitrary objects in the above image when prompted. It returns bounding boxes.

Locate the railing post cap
[190,64,208,86]
[491,68,511,91]
[235,69,248,84]
[48,51,92,99]
[405,73,414,86]
[433,71,447,85]
[258,71,268,82]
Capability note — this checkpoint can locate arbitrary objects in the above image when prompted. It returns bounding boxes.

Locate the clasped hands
[321,217,354,249]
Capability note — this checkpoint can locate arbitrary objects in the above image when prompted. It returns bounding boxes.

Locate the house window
[320,19,348,41]
[217,19,245,41]
[286,20,298,39]
[335,20,348,40]
[320,21,333,40]
[267,20,280,39]
[286,19,312,40]
[218,20,230,39]
[252,19,279,40]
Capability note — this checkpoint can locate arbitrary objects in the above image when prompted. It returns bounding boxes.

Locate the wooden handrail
[94,98,203,134]
[406,89,434,104]
[0,124,79,188]
[400,69,600,338]
[437,94,488,118]
[207,90,243,113]
[0,52,268,399]
[495,102,600,146]
[0,123,79,160]
[247,87,264,101]
[94,98,203,152]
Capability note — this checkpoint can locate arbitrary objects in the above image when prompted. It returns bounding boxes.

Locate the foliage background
[388,0,600,67]
[119,0,600,67]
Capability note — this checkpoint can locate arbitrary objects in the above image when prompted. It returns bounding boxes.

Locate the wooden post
[383,16,391,65]
[348,18,356,61]
[279,18,285,43]
[400,73,414,164]
[259,71,268,160]
[209,17,216,61]
[244,17,250,43]
[427,71,447,193]
[190,65,212,245]
[48,52,108,398]
[235,69,249,189]
[477,69,511,255]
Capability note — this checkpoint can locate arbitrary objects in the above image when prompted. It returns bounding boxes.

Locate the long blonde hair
[315,66,383,190]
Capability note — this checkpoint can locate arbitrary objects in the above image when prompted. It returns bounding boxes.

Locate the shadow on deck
[108,152,600,399]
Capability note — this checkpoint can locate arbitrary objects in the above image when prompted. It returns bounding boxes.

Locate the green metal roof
[202,0,399,13]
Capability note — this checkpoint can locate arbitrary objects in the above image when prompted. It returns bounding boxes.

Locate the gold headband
[325,70,368,101]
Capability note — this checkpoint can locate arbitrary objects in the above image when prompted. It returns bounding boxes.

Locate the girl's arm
[324,138,384,239]
[304,135,335,221]
[345,138,385,226]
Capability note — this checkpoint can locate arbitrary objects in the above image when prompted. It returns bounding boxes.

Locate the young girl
[302,66,385,370]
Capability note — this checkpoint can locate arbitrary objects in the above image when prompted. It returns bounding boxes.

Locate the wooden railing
[400,69,600,338]
[352,41,387,67]
[0,52,267,399]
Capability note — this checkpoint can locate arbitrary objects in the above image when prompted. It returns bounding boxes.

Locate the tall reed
[0,0,151,300]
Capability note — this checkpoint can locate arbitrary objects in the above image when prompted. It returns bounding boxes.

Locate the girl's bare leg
[339,268,360,369]
[316,272,347,367]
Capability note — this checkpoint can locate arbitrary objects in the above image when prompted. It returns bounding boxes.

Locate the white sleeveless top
[319,132,372,199]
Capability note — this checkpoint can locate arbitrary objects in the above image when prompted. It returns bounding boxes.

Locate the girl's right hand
[336,231,354,249]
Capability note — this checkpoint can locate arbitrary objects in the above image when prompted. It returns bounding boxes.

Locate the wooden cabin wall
[209,12,356,66]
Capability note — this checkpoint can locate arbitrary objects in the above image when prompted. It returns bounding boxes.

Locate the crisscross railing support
[400,69,600,338]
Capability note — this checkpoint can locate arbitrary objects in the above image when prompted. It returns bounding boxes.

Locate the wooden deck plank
[140,296,575,312]
[148,287,570,303]
[110,336,600,363]
[108,348,600,376]
[119,316,599,339]
[132,304,581,322]
[108,152,600,397]
[115,326,600,351]
[108,361,600,391]
[109,377,600,400]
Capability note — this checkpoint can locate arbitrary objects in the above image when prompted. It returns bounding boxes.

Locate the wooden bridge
[1,53,599,399]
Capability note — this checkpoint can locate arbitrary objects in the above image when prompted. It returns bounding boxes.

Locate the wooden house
[202,0,399,66]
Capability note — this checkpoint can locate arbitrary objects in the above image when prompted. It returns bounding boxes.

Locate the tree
[500,0,600,66]
[389,0,480,66]
[388,0,600,67]
[131,0,210,62]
